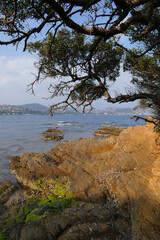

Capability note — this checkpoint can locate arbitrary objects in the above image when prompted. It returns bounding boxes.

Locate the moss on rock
[34,178,73,199]
[0,233,6,240]
[24,193,75,223]
[0,180,75,239]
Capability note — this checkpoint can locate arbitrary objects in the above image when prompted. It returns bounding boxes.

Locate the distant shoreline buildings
[0,104,152,116]
[0,104,47,115]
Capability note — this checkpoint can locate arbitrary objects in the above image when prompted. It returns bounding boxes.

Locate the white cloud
[0,55,54,106]
[0,56,35,85]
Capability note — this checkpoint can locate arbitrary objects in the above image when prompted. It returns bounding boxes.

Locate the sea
[0,113,146,184]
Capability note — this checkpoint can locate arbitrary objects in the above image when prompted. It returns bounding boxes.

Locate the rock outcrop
[9,123,160,239]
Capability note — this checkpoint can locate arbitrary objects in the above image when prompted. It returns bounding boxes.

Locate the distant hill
[0,104,49,115]
[18,103,49,112]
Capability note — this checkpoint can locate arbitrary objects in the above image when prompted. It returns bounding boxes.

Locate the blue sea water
[0,113,146,183]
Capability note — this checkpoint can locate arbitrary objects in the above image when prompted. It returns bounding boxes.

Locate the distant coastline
[0,103,49,115]
[0,103,152,116]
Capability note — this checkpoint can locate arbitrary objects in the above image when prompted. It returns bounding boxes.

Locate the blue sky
[0,41,137,110]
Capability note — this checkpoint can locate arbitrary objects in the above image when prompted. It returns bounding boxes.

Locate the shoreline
[0,114,145,184]
[0,122,160,239]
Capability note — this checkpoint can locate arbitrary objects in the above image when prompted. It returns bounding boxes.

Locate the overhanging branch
[106,93,150,103]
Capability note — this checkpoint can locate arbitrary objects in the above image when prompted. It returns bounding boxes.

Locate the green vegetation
[25,211,48,223]
[35,178,45,188]
[34,178,73,199]
[50,179,73,199]
[0,197,74,236]
[25,194,75,223]
[0,178,75,238]
[154,125,160,133]
[0,186,7,193]
[2,206,27,230]
[23,179,75,222]
[0,233,6,240]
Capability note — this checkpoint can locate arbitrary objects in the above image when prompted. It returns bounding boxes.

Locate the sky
[0,2,140,111]
[0,31,137,110]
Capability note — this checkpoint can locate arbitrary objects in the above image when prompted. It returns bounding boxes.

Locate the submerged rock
[9,123,160,239]
[40,128,64,141]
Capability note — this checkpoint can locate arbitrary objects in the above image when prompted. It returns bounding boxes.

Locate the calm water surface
[0,114,145,183]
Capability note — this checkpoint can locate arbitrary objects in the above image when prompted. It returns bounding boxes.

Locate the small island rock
[94,125,123,138]
[40,128,64,141]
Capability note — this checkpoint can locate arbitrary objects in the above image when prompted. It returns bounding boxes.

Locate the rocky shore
[0,123,160,239]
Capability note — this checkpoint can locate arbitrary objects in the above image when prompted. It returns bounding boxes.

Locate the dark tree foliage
[124,50,160,122]
[0,0,160,121]
[28,29,123,112]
